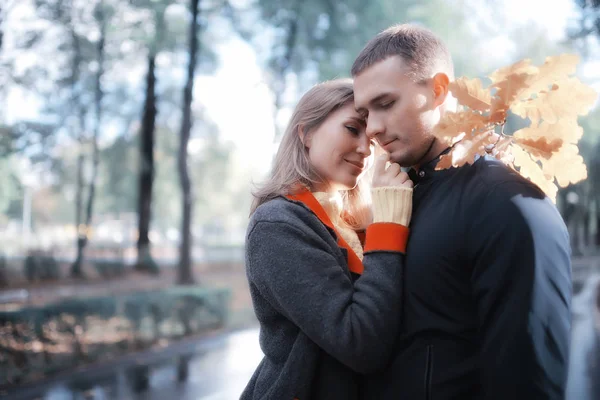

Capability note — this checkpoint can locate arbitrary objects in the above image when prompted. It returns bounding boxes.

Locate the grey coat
[240,196,407,400]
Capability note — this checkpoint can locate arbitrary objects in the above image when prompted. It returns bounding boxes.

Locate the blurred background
[0,0,599,399]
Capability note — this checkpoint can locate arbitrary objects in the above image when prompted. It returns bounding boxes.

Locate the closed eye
[345,126,359,134]
[379,101,395,109]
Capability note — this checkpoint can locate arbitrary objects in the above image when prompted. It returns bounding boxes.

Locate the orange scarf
[287,190,364,275]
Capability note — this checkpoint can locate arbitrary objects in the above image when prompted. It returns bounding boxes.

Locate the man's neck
[412,139,448,171]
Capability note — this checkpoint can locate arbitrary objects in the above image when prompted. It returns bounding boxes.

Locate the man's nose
[366,117,384,139]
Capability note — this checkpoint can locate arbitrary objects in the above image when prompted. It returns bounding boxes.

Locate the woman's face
[305,102,373,192]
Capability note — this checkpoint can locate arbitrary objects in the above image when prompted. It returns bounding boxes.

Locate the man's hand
[372,154,413,189]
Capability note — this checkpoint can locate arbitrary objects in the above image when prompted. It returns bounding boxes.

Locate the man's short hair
[351,24,454,82]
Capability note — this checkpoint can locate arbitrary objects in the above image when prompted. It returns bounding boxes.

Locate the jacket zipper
[425,345,433,400]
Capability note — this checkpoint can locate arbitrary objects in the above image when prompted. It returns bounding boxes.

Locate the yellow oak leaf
[433,111,489,144]
[434,131,496,170]
[510,144,558,201]
[436,153,453,170]
[492,137,515,164]
[511,77,598,124]
[512,119,584,145]
[488,59,537,84]
[436,53,595,202]
[449,77,492,112]
[490,136,512,156]
[516,54,580,100]
[513,136,563,160]
[489,102,508,125]
[535,143,588,187]
[490,73,531,122]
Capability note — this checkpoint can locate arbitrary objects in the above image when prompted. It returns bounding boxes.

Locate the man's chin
[388,150,413,168]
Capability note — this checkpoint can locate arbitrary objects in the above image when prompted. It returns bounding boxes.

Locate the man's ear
[432,73,449,107]
[298,124,312,148]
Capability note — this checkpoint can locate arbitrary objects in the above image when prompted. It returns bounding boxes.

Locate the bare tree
[177,0,201,285]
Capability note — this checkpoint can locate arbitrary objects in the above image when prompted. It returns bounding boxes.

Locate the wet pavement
[566,274,600,400]
[5,275,600,400]
[35,328,264,400]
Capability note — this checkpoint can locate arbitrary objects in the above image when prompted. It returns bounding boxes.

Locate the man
[352,24,572,399]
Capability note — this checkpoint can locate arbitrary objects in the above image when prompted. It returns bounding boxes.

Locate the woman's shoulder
[249,196,324,237]
[251,196,310,225]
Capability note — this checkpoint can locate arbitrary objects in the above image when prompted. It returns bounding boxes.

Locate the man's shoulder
[461,158,568,245]
[465,156,547,202]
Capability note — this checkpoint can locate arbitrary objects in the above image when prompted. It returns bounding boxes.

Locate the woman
[241,79,413,400]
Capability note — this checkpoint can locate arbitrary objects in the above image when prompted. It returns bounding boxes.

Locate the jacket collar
[286,189,364,275]
[408,147,452,186]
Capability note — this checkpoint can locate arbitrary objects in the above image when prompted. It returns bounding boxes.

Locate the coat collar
[286,189,364,275]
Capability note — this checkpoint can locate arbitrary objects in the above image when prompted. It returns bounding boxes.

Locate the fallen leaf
[449,77,492,112]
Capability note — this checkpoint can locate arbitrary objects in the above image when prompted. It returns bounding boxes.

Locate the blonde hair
[251,79,372,229]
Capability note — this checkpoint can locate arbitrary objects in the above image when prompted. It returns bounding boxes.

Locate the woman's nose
[357,136,372,157]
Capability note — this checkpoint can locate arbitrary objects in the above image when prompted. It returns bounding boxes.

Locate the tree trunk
[136,52,158,274]
[272,8,299,141]
[70,27,85,278]
[72,104,87,276]
[76,9,107,274]
[596,201,600,248]
[0,2,4,54]
[72,151,85,277]
[583,209,591,249]
[177,0,201,285]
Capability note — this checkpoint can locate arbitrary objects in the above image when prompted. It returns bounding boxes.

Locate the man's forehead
[354,58,411,99]
[355,56,411,81]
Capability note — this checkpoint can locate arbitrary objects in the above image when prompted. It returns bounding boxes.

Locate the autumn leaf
[435,132,496,170]
[510,144,558,201]
[433,111,489,144]
[493,137,515,164]
[490,73,531,122]
[516,54,580,100]
[511,77,598,124]
[436,53,596,202]
[513,136,563,160]
[489,103,508,125]
[449,77,492,112]
[513,120,584,145]
[436,153,453,170]
[536,143,588,187]
[488,59,537,84]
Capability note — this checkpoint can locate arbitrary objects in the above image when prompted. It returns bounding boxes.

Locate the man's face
[353,56,445,168]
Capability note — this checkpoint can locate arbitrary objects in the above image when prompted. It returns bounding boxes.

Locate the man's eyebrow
[356,93,394,114]
[369,93,393,105]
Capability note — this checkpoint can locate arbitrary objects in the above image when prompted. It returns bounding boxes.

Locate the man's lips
[381,139,397,147]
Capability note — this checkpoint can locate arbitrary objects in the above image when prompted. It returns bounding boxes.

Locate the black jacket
[360,155,572,400]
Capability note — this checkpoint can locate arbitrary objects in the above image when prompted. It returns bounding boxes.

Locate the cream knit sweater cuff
[371,186,413,226]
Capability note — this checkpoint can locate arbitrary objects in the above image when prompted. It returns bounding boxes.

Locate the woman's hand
[372,153,414,189]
